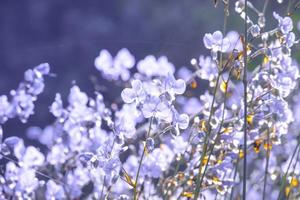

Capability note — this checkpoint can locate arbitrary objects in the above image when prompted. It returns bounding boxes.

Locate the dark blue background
[0,0,286,139]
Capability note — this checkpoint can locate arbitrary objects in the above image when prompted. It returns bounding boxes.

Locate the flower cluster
[0,63,50,124]
[0,1,300,200]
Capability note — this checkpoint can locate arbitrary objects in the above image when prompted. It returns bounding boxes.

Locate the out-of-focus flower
[137,55,175,77]
[46,180,66,200]
[198,55,218,81]
[0,63,50,124]
[95,48,135,81]
[226,31,243,52]
[50,93,64,118]
[273,12,293,34]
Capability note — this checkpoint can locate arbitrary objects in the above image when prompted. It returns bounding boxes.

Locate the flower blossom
[203,30,230,60]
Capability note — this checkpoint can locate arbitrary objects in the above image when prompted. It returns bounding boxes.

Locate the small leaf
[122,168,135,187]
[181,191,194,198]
[263,56,269,65]
[291,177,299,187]
[220,81,228,93]
[285,186,291,197]
[247,114,254,126]
[239,149,244,158]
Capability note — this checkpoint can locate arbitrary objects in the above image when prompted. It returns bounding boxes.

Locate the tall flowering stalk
[242,0,248,199]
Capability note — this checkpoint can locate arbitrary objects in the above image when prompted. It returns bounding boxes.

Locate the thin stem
[100,176,106,200]
[262,0,270,15]
[229,148,242,200]
[287,0,295,15]
[173,125,196,175]
[193,73,221,199]
[0,152,64,185]
[287,147,300,199]
[133,116,154,200]
[242,0,248,199]
[193,2,230,198]
[197,67,233,192]
[262,23,271,199]
[262,129,270,200]
[277,140,300,200]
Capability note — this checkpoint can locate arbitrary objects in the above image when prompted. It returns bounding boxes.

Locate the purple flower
[137,55,175,77]
[198,55,218,81]
[22,146,45,168]
[285,32,295,47]
[95,49,112,71]
[0,63,50,124]
[142,96,172,122]
[121,79,146,104]
[16,168,39,193]
[270,57,299,97]
[47,144,68,165]
[0,95,11,123]
[66,167,90,198]
[115,104,141,139]
[3,136,25,159]
[163,73,186,98]
[114,48,135,69]
[226,31,243,52]
[46,180,66,200]
[170,136,188,154]
[68,85,89,106]
[50,93,64,117]
[177,67,192,82]
[180,97,202,115]
[95,48,135,81]
[269,96,293,123]
[273,12,293,34]
[171,107,189,130]
[203,31,230,59]
[115,117,136,139]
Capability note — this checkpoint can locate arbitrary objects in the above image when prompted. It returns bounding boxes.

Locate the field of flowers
[1,0,300,199]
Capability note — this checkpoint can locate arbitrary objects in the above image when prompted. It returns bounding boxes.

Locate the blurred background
[0,0,296,139]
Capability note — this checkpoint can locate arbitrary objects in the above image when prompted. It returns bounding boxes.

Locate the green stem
[262,0,269,15]
[133,116,154,200]
[287,147,300,199]
[287,0,294,15]
[193,1,231,198]
[277,140,300,200]
[229,148,242,200]
[197,67,233,195]
[173,126,195,175]
[262,129,271,200]
[193,73,221,199]
[262,13,271,197]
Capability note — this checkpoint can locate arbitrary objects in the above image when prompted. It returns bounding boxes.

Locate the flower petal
[131,79,143,93]
[221,37,231,52]
[178,114,189,129]
[212,31,223,43]
[121,88,136,103]
[94,49,113,71]
[203,33,214,49]
[174,79,186,94]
